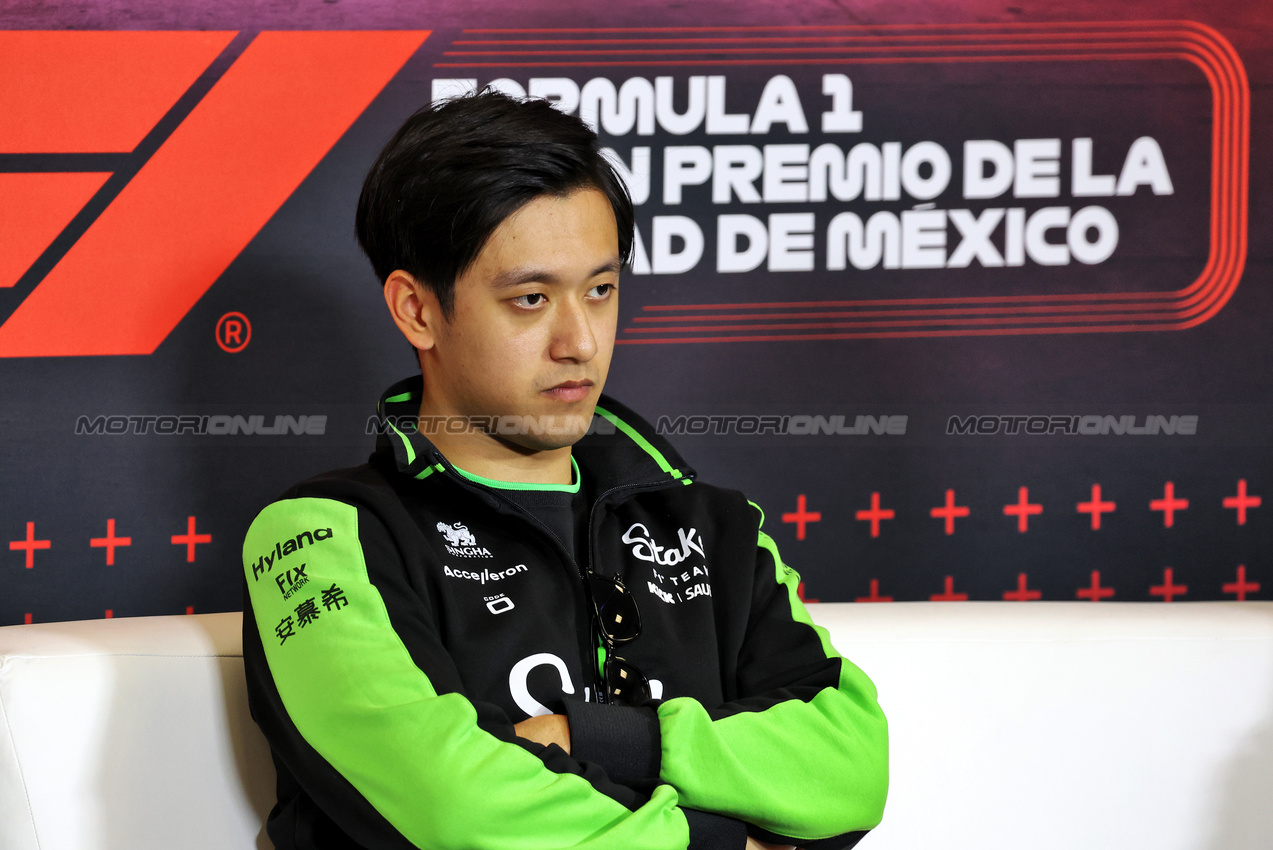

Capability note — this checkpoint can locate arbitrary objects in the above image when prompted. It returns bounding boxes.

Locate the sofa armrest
[0,612,274,850]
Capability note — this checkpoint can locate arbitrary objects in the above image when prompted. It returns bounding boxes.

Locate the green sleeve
[244,496,699,849]
[655,522,889,843]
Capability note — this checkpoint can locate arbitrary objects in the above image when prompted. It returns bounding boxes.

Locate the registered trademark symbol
[216,312,252,352]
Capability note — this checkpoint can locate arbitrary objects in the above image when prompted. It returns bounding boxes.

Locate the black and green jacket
[242,377,888,850]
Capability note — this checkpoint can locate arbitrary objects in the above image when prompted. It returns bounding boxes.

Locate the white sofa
[3,603,1272,849]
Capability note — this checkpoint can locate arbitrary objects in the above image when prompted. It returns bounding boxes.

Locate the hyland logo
[275,563,310,600]
[621,522,705,567]
[436,521,494,559]
[250,527,334,581]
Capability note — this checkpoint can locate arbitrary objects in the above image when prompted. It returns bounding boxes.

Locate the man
[242,90,887,850]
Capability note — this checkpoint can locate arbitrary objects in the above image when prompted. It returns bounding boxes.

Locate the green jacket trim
[594,404,683,481]
[244,496,696,848]
[654,527,889,840]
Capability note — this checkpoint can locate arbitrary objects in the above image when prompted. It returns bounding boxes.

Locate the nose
[548,295,598,363]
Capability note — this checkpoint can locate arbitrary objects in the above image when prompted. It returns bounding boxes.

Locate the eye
[588,283,616,299]
[512,292,546,308]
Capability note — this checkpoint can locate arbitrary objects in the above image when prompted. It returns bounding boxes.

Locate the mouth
[542,379,595,403]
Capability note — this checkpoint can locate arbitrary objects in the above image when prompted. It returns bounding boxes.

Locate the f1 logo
[216,312,252,353]
[0,30,428,357]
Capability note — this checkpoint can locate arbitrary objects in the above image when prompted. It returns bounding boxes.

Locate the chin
[532,435,586,453]
[494,408,593,452]
[502,431,587,454]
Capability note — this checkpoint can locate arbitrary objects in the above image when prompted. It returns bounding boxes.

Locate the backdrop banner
[1,1,1270,624]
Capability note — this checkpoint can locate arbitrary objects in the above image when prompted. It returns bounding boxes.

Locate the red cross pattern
[930,575,969,601]
[855,492,895,538]
[1149,482,1188,528]
[796,581,820,603]
[930,489,970,535]
[171,516,212,562]
[1002,572,1041,601]
[1076,570,1115,601]
[1077,484,1116,530]
[1003,487,1043,532]
[10,522,51,569]
[781,494,822,541]
[1150,568,1188,602]
[855,579,894,603]
[90,518,132,565]
[1223,479,1261,525]
[1222,565,1260,601]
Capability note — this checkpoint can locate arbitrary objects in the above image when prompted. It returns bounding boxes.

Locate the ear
[383,270,440,351]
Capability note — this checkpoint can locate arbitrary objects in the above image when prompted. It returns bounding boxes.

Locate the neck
[418,403,575,486]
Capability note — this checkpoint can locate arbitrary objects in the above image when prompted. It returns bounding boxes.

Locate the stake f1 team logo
[0,30,428,357]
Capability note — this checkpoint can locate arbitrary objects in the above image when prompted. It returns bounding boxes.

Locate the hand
[513,713,571,754]
[514,720,795,848]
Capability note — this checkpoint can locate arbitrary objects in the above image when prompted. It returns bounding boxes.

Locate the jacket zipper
[428,449,686,704]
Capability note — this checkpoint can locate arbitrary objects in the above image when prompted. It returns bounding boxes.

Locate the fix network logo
[0,29,427,357]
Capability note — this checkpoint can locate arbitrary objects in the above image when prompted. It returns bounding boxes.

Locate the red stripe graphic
[0,31,234,153]
[0,31,429,357]
[0,172,111,288]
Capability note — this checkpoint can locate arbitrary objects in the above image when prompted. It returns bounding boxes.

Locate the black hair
[355,89,634,317]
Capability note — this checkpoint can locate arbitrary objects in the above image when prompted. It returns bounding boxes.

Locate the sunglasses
[586,572,651,705]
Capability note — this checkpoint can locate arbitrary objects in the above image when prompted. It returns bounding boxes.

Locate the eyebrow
[488,258,622,291]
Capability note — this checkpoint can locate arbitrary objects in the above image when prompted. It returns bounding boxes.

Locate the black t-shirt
[501,486,588,565]
[455,457,590,567]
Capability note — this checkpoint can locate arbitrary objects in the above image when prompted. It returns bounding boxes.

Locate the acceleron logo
[0,29,428,357]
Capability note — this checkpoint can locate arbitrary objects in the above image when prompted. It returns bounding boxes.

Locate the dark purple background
[2,0,1271,623]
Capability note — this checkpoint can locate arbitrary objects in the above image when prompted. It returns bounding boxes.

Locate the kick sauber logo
[0,30,427,357]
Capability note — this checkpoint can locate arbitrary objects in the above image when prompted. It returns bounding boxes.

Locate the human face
[420,187,620,454]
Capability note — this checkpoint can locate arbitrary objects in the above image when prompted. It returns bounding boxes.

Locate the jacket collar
[373,375,695,491]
